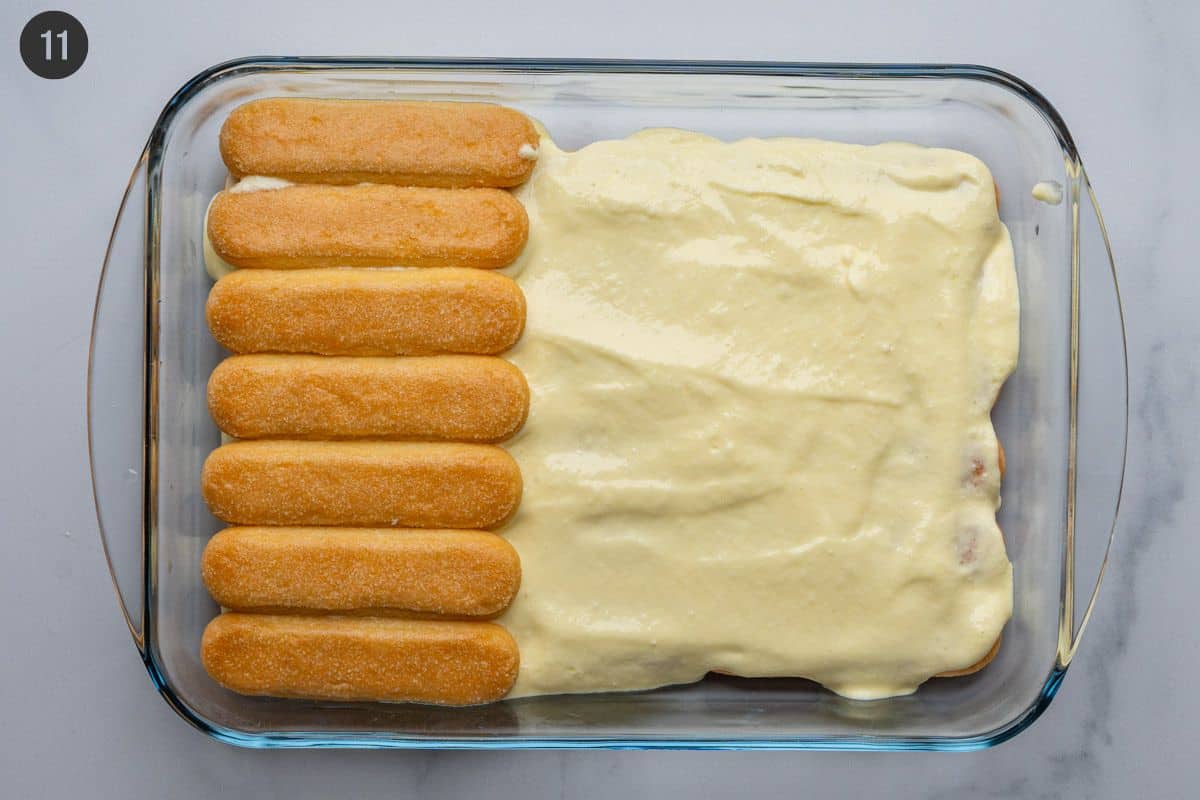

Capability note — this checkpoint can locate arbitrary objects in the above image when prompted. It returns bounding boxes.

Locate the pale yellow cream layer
[499,129,1018,700]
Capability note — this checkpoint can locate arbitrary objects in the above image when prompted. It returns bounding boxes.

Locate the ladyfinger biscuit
[220,99,539,188]
[207,355,529,442]
[201,440,522,529]
[936,634,1002,678]
[207,184,528,269]
[941,439,1004,677]
[206,268,526,356]
[202,527,521,617]
[201,613,519,705]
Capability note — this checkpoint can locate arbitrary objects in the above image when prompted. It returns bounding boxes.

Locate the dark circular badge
[20,11,88,79]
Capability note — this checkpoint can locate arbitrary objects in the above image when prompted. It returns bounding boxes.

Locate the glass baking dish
[88,58,1127,750]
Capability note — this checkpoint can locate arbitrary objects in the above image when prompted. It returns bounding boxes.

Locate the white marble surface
[3,0,1197,795]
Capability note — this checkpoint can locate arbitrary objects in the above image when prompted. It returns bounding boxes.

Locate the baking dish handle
[1060,168,1128,666]
[88,149,150,654]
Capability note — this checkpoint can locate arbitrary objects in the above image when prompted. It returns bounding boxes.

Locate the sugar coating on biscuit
[200,441,522,529]
[205,267,526,356]
[207,355,529,442]
[207,184,529,270]
[202,527,521,617]
[220,98,539,188]
[201,613,520,705]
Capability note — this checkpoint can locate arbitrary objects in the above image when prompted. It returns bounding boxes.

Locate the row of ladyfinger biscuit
[200,99,539,705]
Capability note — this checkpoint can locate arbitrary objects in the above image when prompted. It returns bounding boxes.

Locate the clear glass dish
[88,58,1127,750]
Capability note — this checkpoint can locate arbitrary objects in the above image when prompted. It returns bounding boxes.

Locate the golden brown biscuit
[207,355,529,442]
[206,267,526,356]
[200,440,522,529]
[202,527,520,617]
[936,634,1002,678]
[220,99,539,188]
[207,184,528,269]
[201,613,519,705]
